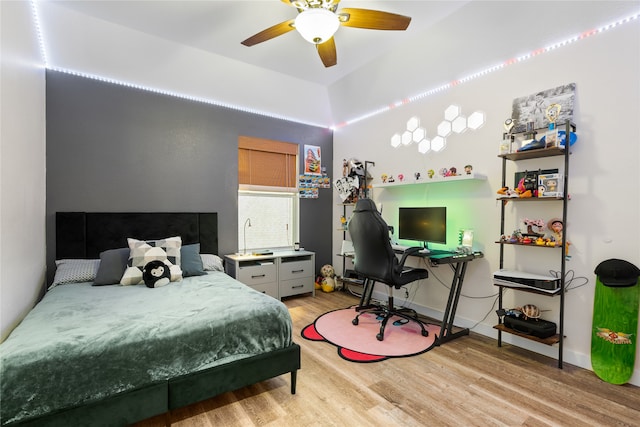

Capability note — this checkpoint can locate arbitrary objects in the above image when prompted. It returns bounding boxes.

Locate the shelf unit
[494,120,574,368]
[337,203,355,286]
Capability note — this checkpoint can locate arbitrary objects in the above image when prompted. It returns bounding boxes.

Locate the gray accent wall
[46,70,333,284]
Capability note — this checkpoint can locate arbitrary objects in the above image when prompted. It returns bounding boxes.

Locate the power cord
[354,262,587,331]
[418,258,504,331]
[467,294,500,330]
[422,258,499,300]
[548,269,589,292]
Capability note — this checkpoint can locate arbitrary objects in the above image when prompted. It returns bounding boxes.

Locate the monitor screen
[398,207,447,245]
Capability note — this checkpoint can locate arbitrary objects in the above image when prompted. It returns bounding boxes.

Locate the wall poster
[511,83,576,132]
[304,145,322,176]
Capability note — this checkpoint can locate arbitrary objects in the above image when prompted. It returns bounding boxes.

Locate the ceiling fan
[241,0,411,67]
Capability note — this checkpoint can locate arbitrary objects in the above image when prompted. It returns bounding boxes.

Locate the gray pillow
[201,254,224,272]
[181,243,207,277]
[50,259,100,290]
[94,248,130,286]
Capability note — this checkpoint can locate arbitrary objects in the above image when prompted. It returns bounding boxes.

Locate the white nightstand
[224,250,315,300]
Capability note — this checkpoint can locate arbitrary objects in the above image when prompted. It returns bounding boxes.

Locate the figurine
[414,172,421,181]
[427,169,435,179]
[522,218,545,238]
[381,173,388,183]
[547,217,571,257]
[464,164,473,175]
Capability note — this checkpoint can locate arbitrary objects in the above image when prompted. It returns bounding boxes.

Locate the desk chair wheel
[422,329,429,337]
[352,318,359,326]
[376,333,384,341]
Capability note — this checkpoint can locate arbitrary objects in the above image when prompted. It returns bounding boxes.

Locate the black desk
[357,250,483,346]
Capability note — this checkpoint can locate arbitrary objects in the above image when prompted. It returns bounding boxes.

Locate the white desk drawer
[238,263,277,286]
[279,259,313,281]
[279,277,314,298]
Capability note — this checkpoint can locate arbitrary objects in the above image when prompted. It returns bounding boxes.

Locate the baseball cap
[594,258,640,287]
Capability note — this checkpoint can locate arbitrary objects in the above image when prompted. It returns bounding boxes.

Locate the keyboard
[391,244,411,252]
[391,244,430,254]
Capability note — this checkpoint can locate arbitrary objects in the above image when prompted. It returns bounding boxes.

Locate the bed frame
[15,213,300,427]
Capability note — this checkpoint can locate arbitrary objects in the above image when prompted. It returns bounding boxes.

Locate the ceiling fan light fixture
[294,9,340,44]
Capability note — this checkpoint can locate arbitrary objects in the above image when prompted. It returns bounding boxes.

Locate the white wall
[333,23,640,384]
[0,1,47,340]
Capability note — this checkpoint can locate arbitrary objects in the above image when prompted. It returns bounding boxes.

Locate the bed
[0,212,301,426]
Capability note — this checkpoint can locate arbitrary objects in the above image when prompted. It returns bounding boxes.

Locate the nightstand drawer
[279,258,313,281]
[248,281,278,299]
[238,263,277,286]
[279,277,314,298]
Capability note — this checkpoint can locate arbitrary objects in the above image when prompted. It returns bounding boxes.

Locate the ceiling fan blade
[338,8,411,30]
[317,37,337,67]
[241,19,296,47]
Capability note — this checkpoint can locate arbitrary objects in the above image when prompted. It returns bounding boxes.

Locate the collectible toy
[319,264,336,293]
[143,260,171,288]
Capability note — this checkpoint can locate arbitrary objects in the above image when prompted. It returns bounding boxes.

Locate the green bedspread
[0,272,292,424]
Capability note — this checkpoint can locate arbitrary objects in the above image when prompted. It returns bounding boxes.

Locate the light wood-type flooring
[135,289,640,426]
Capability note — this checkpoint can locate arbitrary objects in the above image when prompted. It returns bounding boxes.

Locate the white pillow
[120,236,183,286]
[50,259,100,289]
[200,254,224,272]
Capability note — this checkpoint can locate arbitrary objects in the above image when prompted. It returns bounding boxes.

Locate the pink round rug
[302,307,439,362]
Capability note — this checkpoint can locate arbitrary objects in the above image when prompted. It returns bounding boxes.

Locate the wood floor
[134,289,640,427]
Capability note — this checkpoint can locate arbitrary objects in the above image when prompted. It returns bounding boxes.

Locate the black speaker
[504,316,557,339]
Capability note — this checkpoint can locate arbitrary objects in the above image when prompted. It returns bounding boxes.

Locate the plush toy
[143,260,171,288]
[516,171,538,197]
[319,264,336,293]
[497,186,519,198]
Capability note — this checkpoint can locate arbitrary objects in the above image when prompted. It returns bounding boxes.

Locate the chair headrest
[354,198,378,212]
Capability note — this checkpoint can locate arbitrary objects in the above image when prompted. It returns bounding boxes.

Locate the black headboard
[56,212,218,259]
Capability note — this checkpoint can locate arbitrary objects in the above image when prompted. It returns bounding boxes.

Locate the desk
[358,250,483,346]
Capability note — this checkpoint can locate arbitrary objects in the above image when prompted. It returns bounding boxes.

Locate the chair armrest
[398,247,422,266]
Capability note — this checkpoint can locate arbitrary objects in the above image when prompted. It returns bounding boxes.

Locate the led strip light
[333,11,640,130]
[30,2,638,130]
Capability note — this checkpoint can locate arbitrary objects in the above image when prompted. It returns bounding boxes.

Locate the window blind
[238,136,297,188]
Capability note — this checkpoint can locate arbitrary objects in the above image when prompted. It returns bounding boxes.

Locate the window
[237,136,299,253]
[238,191,298,253]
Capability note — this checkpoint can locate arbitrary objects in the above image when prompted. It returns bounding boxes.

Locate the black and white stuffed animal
[143,260,171,288]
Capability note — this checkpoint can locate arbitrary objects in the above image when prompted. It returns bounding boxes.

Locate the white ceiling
[36,1,640,127]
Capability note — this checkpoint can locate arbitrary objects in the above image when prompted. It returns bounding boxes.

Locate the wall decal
[390,105,485,154]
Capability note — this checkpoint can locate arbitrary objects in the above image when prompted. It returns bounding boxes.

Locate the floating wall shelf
[372,173,486,188]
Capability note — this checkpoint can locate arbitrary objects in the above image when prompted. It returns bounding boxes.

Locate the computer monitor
[398,207,447,247]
